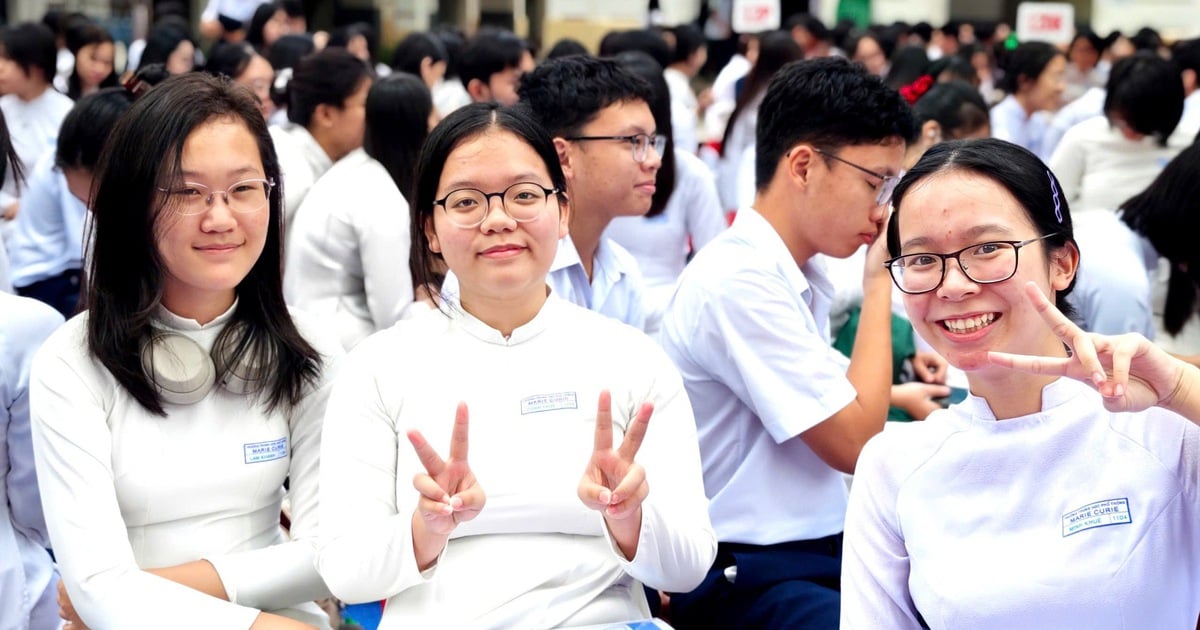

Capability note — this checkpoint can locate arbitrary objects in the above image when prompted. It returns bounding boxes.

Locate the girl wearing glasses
[317,102,715,627]
[28,73,340,629]
[841,138,1200,628]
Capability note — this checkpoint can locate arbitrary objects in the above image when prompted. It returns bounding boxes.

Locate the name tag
[520,392,578,415]
[1062,498,1132,537]
[244,437,288,464]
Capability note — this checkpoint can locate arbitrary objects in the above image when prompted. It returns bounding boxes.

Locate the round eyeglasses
[433,182,561,229]
[563,133,667,164]
[883,233,1060,295]
[159,178,275,216]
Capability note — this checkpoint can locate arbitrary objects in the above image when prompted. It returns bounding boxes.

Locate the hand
[912,350,948,384]
[2,201,17,221]
[863,207,894,284]
[58,581,90,630]
[407,403,485,539]
[987,282,1186,414]
[578,391,652,557]
[891,382,951,420]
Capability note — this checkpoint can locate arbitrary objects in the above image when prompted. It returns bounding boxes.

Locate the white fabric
[269,123,333,244]
[1,293,64,630]
[0,237,11,293]
[285,148,413,350]
[664,67,699,154]
[1179,91,1200,139]
[29,307,340,629]
[7,152,88,289]
[1042,86,1106,161]
[715,92,760,211]
[1047,115,1191,216]
[1068,211,1157,338]
[842,378,1200,629]
[433,78,471,118]
[989,94,1053,161]
[704,54,751,143]
[658,207,857,545]
[317,294,716,628]
[0,90,74,214]
[604,150,726,335]
[200,0,262,22]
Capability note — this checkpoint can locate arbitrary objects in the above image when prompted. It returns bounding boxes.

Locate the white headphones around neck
[140,327,270,405]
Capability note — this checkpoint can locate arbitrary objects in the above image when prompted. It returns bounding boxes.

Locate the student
[64,22,117,100]
[316,101,715,627]
[663,23,707,154]
[902,79,991,169]
[659,57,927,628]
[286,73,433,349]
[29,73,340,629]
[990,41,1066,160]
[509,55,661,330]
[842,137,1200,629]
[205,41,277,120]
[246,2,290,56]
[390,31,447,91]
[458,28,533,106]
[136,22,196,75]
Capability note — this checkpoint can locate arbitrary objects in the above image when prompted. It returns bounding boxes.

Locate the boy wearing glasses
[659,57,937,627]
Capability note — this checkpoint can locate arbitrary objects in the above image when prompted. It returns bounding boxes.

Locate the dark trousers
[16,268,82,319]
[670,534,843,630]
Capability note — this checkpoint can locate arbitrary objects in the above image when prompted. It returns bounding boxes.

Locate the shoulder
[0,292,65,341]
[600,238,643,277]
[29,312,93,381]
[674,149,710,179]
[288,309,346,363]
[856,415,969,485]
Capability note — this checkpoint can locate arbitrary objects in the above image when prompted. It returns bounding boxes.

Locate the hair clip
[899,74,934,105]
[1047,170,1063,223]
[123,75,152,99]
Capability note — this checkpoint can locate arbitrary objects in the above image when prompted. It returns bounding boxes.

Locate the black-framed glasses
[883,233,1060,295]
[433,182,560,229]
[563,133,667,163]
[158,178,275,216]
[813,148,901,206]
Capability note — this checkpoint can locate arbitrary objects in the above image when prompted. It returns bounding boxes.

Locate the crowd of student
[3,4,1200,630]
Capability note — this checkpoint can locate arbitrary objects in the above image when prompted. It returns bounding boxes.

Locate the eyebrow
[901,223,1017,251]
[441,172,547,190]
[181,166,262,180]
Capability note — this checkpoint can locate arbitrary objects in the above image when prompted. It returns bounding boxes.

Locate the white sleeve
[200,0,220,21]
[29,343,261,630]
[1046,123,1087,206]
[360,184,413,332]
[680,158,726,253]
[316,342,431,604]
[840,435,924,629]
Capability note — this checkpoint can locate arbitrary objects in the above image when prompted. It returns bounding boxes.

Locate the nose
[478,195,515,232]
[935,255,979,300]
[642,144,663,171]
[199,193,237,230]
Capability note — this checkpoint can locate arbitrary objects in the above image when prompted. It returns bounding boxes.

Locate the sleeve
[680,155,727,253]
[316,342,432,604]
[6,156,65,288]
[1046,122,1087,206]
[29,341,262,630]
[206,323,342,609]
[840,435,924,629]
[0,237,11,295]
[359,178,413,331]
[606,344,717,592]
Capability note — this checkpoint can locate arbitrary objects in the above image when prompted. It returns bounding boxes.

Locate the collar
[444,292,561,346]
[959,377,1087,425]
[732,207,827,306]
[153,299,239,332]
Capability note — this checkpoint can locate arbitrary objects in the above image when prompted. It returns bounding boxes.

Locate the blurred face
[237,54,275,119]
[894,170,1076,375]
[420,56,447,89]
[0,56,36,97]
[75,42,115,91]
[484,50,534,106]
[263,9,291,48]
[425,129,568,309]
[167,39,195,74]
[156,117,270,318]
[63,166,93,206]
[346,34,370,63]
[801,141,903,258]
[1069,37,1100,72]
[1025,54,1067,111]
[324,77,370,161]
[561,100,662,220]
[854,36,887,76]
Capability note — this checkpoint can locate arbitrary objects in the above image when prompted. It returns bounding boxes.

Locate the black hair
[205,41,258,81]
[410,102,567,311]
[65,22,118,100]
[1103,51,1183,146]
[517,54,654,138]
[265,33,313,109]
[911,21,934,44]
[125,62,172,98]
[613,51,676,219]
[246,2,282,52]
[886,44,931,89]
[364,72,431,202]
[0,110,24,191]
[784,13,830,42]
[1120,142,1200,335]
[847,29,896,65]
[998,41,1062,94]
[721,29,802,157]
[887,138,1078,315]
[391,31,447,75]
[598,29,671,70]
[328,22,377,61]
[913,80,989,139]
[287,48,372,128]
[280,0,304,19]
[56,86,134,173]
[1131,27,1163,53]
[434,26,466,80]
[669,23,706,65]
[545,37,589,60]
[755,56,916,190]
[87,72,321,416]
[1172,37,1200,75]
[0,22,58,84]
[138,22,193,72]
[458,28,528,89]
[926,52,978,86]
[1069,26,1104,62]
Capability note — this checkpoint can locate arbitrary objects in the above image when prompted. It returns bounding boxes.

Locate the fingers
[412,473,452,507]
[1023,282,1106,385]
[616,402,653,462]
[452,483,486,523]
[606,464,648,517]
[986,350,1072,375]
[1104,335,1139,399]
[448,402,470,463]
[406,429,446,477]
[593,390,614,453]
[913,351,948,384]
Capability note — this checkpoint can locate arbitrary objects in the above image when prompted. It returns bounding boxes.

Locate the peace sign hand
[578,390,653,558]
[407,402,485,569]
[987,282,1186,414]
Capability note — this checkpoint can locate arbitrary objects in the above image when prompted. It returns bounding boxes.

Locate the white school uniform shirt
[7,152,88,289]
[1179,91,1200,139]
[1047,115,1191,216]
[29,305,341,629]
[715,92,760,211]
[1067,211,1157,338]
[1,293,64,630]
[201,0,262,22]
[0,237,11,293]
[842,378,1200,629]
[269,123,333,243]
[704,54,751,142]
[1042,86,1105,160]
[285,148,413,350]
[989,94,1053,161]
[658,207,857,545]
[664,67,700,154]
[604,150,726,335]
[316,294,717,628]
[0,89,73,213]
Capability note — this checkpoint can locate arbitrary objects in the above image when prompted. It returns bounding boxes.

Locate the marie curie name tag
[1062,498,1131,537]
[521,392,578,415]
[244,437,288,464]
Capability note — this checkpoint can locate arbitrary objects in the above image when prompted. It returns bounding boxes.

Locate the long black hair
[720,30,802,157]
[87,73,321,415]
[65,22,118,100]
[363,72,431,201]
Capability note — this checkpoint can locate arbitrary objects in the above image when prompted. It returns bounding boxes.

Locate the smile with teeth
[942,313,997,333]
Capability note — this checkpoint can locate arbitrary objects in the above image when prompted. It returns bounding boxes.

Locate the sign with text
[732,0,781,33]
[1016,2,1075,45]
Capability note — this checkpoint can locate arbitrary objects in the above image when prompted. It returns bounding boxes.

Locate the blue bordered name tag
[1062,498,1131,537]
[520,392,578,415]
[244,437,288,464]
